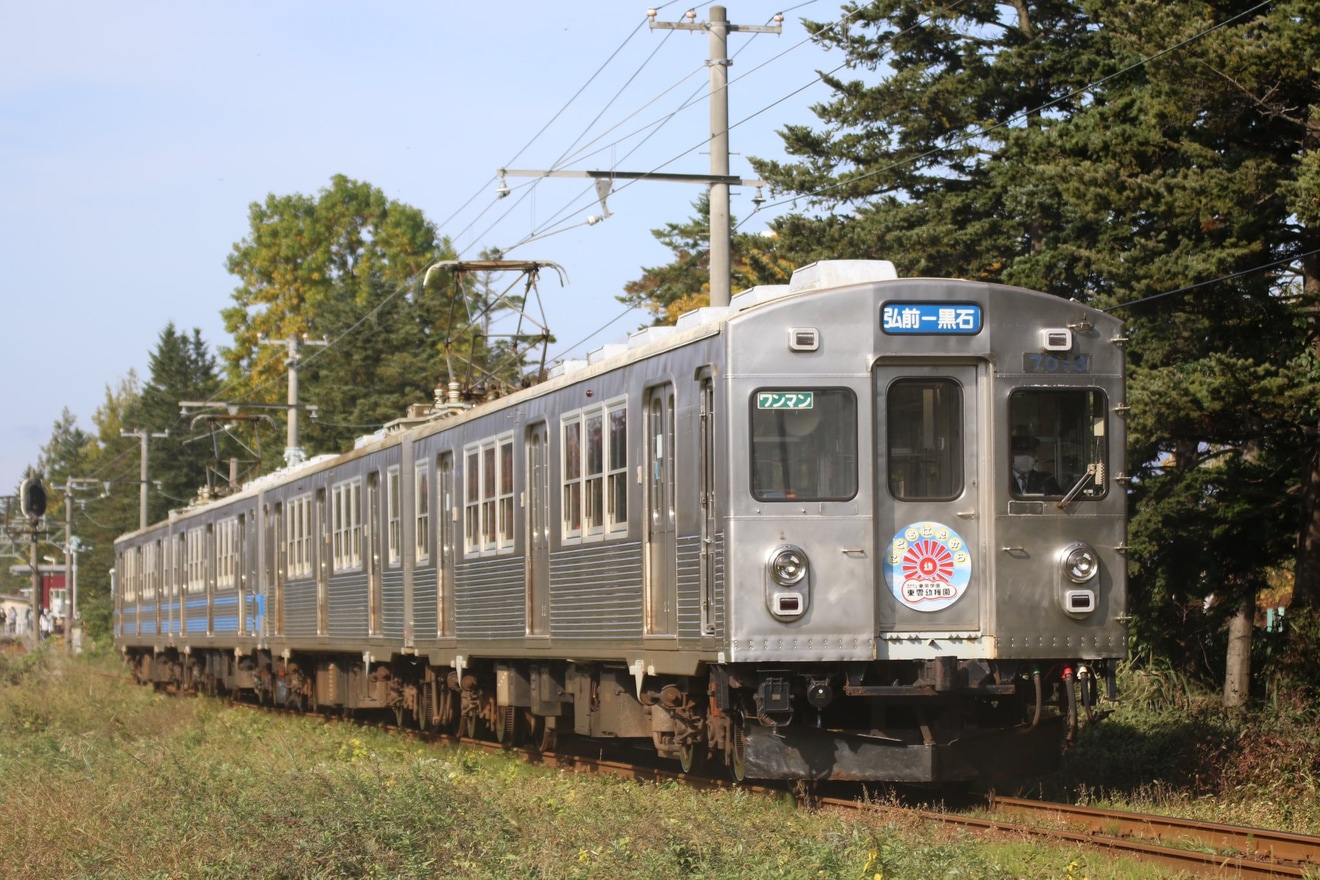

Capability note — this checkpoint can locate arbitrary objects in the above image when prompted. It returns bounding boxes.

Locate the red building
[7,563,67,616]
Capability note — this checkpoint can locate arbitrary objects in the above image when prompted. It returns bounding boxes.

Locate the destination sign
[1023,352,1090,373]
[757,391,815,410]
[881,302,982,335]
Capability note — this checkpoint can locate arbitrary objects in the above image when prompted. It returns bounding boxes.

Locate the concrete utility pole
[60,478,100,655]
[502,6,779,309]
[121,429,169,530]
[261,333,327,468]
[647,5,782,306]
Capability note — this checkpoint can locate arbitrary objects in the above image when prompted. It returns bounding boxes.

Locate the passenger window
[887,379,963,501]
[1009,389,1108,500]
[750,388,858,501]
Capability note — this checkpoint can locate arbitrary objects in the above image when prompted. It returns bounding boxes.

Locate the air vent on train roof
[788,260,898,292]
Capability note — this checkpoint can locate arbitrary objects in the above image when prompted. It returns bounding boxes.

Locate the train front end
[721,261,1127,782]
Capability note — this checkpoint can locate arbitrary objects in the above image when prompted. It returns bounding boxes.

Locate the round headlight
[1061,544,1100,583]
[768,545,808,586]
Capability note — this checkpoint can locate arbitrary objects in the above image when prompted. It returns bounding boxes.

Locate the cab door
[874,362,983,634]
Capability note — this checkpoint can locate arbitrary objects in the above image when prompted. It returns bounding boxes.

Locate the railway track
[465,724,1320,877]
[815,792,1320,878]
[239,697,1320,877]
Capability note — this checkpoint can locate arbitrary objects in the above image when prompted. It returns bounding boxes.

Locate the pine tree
[136,323,221,516]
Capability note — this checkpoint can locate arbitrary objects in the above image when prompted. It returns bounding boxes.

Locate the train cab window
[1009,389,1108,500]
[750,388,858,501]
[887,378,964,501]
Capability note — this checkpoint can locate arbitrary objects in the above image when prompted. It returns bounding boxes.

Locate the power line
[1104,248,1320,313]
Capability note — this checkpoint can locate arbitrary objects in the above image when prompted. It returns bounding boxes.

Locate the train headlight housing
[769,545,808,586]
[1058,542,1100,617]
[1061,543,1100,584]
[766,544,809,620]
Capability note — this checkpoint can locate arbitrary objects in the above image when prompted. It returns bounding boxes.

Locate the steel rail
[815,795,1315,879]
[990,795,1320,870]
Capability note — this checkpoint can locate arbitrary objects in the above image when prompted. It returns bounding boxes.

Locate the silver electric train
[114,259,1127,783]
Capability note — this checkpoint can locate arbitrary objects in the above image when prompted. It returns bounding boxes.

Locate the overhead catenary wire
[444,6,672,254]
[172,2,1281,450]
[202,2,945,416]
[499,7,830,256]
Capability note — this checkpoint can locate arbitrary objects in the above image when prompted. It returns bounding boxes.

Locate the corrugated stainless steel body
[113,259,1127,782]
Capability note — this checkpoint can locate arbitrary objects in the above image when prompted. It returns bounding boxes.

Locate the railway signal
[20,476,46,519]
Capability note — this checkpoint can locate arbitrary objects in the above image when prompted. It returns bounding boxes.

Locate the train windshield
[750,388,858,501]
[886,378,965,501]
[1009,389,1108,500]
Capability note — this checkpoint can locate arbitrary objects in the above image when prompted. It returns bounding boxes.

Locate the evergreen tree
[36,408,95,488]
[135,323,222,517]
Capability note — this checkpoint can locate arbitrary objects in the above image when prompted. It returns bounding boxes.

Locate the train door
[645,383,678,635]
[236,513,247,635]
[270,503,284,636]
[316,488,328,636]
[368,472,382,635]
[874,362,983,634]
[206,523,215,636]
[526,422,550,635]
[154,539,164,636]
[162,536,172,636]
[437,452,455,636]
[698,373,717,636]
[171,532,182,635]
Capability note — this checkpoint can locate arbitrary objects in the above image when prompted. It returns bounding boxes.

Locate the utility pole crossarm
[501,169,765,188]
[646,8,784,35]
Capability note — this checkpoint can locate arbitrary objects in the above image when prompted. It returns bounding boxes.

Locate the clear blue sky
[0,1,848,491]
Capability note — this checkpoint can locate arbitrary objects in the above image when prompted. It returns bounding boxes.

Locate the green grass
[1051,664,1320,835]
[0,650,1231,879]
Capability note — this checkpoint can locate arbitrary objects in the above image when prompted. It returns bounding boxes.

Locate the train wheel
[393,703,407,728]
[495,705,519,749]
[679,740,706,775]
[463,712,478,739]
[728,716,748,783]
[419,682,433,731]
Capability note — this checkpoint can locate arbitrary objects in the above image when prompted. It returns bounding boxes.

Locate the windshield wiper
[1056,462,1099,510]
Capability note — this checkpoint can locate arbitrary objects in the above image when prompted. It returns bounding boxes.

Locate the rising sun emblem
[901,539,955,583]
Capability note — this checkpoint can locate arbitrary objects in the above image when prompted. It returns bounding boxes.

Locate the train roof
[116,260,1118,544]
